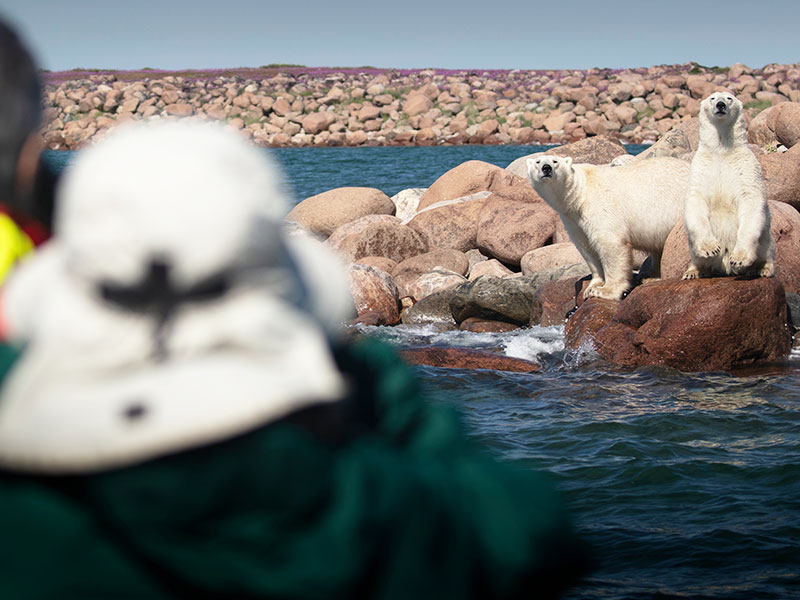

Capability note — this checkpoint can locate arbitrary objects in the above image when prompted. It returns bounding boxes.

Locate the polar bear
[682,92,775,280]
[527,155,689,300]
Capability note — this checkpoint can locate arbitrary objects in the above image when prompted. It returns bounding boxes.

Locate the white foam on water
[353,323,567,364]
[501,327,564,362]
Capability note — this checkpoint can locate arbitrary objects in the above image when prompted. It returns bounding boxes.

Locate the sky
[1,1,798,73]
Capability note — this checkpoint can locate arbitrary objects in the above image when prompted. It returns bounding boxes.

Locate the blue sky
[1,1,798,72]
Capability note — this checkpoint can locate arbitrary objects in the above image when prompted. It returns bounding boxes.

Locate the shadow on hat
[0,121,355,473]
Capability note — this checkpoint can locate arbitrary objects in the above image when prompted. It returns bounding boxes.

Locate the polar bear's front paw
[582,278,604,299]
[760,261,776,278]
[695,238,722,258]
[728,247,757,273]
[585,284,625,300]
[681,265,700,280]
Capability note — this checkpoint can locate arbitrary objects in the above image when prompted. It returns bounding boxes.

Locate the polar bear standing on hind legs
[527,155,689,300]
[682,92,775,280]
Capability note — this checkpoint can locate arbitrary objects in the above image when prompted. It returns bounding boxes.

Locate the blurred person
[0,17,54,282]
[0,119,587,598]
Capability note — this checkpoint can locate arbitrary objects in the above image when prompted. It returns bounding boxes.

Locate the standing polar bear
[527,155,689,300]
[682,92,775,279]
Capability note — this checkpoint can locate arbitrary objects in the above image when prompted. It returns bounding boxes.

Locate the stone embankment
[41,61,800,149]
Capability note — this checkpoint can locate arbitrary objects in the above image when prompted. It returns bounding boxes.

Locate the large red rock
[336,221,428,263]
[287,187,396,237]
[354,256,397,274]
[405,268,467,302]
[476,198,559,266]
[770,201,800,294]
[458,317,520,333]
[766,102,800,148]
[506,135,627,177]
[407,196,488,252]
[748,106,778,148]
[535,276,585,326]
[565,278,791,372]
[346,263,401,326]
[636,118,699,160]
[400,347,539,373]
[759,145,800,210]
[468,259,515,279]
[563,297,619,349]
[417,160,538,211]
[326,215,400,251]
[391,249,469,295]
[661,200,800,294]
[520,242,584,275]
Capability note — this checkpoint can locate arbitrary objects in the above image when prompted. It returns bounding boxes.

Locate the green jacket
[0,338,586,599]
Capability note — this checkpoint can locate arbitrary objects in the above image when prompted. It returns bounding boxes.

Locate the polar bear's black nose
[715,101,727,113]
[541,164,553,177]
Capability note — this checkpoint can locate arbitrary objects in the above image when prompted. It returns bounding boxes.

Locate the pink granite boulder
[417,160,538,211]
[520,242,584,275]
[759,145,800,210]
[405,268,468,302]
[506,135,628,178]
[287,187,396,237]
[407,196,489,252]
[768,102,800,148]
[347,263,401,326]
[336,221,428,263]
[661,200,800,294]
[326,215,401,251]
[391,249,470,296]
[476,198,559,266]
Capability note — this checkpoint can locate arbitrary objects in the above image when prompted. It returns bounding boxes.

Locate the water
[44,143,650,202]
[43,144,800,598]
[367,325,800,599]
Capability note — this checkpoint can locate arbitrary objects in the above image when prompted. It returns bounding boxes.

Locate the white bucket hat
[0,121,354,473]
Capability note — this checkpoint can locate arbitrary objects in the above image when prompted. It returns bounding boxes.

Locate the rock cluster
[280,107,800,371]
[40,61,800,149]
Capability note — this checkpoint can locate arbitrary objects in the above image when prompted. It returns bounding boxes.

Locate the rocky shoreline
[40,61,800,150]
[282,103,800,373]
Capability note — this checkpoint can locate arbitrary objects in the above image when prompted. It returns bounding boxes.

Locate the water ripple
[364,325,800,599]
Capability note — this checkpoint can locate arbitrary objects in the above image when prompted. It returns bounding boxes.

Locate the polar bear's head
[526,155,573,190]
[699,92,748,147]
[701,92,742,125]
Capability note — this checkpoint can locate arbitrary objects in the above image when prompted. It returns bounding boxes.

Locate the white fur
[682,92,775,279]
[527,155,689,300]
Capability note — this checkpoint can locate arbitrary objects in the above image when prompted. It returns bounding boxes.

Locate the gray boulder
[449,276,540,326]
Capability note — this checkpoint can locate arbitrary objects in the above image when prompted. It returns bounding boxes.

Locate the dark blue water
[44,144,649,202]
[366,325,800,599]
[44,145,800,598]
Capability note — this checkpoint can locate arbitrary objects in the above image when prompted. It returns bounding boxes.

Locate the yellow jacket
[0,214,32,283]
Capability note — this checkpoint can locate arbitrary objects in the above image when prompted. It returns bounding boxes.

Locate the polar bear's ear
[563,157,573,168]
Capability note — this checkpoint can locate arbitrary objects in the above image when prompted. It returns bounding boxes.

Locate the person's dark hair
[0,18,41,206]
